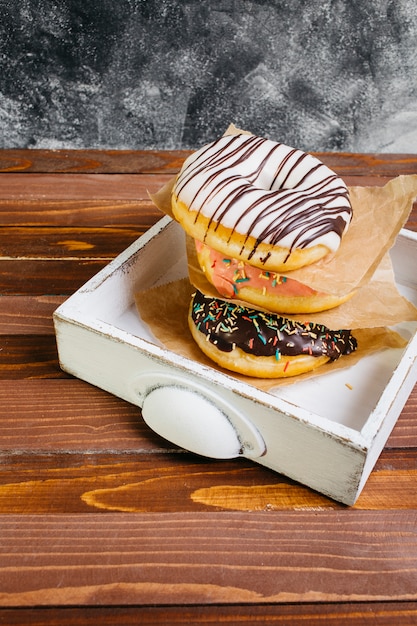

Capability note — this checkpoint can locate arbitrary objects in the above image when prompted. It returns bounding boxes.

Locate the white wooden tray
[54,216,417,505]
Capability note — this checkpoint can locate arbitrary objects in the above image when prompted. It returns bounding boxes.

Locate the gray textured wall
[1,0,417,152]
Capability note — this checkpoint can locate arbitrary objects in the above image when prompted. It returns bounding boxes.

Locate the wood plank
[0,149,190,174]
[0,173,171,201]
[1,148,417,176]
[0,602,416,624]
[0,199,162,227]
[0,455,263,515]
[0,227,145,258]
[0,173,167,228]
[342,175,393,187]
[0,511,416,606]
[388,424,417,448]
[0,335,65,378]
[387,394,417,447]
[0,447,415,513]
[0,259,108,295]
[0,379,167,452]
[315,151,417,176]
[0,296,64,334]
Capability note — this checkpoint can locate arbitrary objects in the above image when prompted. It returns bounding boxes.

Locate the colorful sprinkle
[190,290,357,361]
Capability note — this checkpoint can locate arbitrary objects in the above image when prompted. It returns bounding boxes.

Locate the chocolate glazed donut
[188,290,357,378]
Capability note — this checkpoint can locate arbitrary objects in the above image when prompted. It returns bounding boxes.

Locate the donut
[172,133,352,273]
[189,290,357,378]
[195,240,355,314]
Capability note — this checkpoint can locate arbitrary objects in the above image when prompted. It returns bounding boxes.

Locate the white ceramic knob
[136,373,266,460]
[142,385,242,458]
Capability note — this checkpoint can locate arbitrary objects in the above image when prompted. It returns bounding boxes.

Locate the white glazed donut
[172,133,352,272]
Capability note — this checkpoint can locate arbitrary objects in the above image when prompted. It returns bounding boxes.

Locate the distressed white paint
[53,217,417,505]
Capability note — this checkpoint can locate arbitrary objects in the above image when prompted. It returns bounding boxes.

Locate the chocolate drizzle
[190,290,357,360]
[174,134,352,257]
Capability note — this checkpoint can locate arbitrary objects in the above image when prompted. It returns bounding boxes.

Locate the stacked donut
[171,132,358,378]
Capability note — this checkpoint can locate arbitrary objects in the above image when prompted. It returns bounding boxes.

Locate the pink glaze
[196,241,321,299]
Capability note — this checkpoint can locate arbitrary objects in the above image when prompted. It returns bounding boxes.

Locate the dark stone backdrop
[1,0,416,152]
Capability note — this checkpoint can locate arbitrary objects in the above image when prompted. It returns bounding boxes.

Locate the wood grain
[0,149,416,622]
[0,198,161,227]
[1,148,417,175]
[0,448,415,514]
[0,296,64,333]
[0,379,165,451]
[0,603,417,625]
[0,335,64,378]
[0,148,191,174]
[0,511,416,607]
[0,259,108,295]
[0,173,171,202]
[1,226,145,258]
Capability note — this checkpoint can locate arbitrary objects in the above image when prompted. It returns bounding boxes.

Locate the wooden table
[1,149,417,625]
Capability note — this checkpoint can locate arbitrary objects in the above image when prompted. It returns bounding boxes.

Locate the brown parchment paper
[287,175,417,295]
[186,234,417,329]
[142,125,417,388]
[135,278,409,391]
[150,166,417,329]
